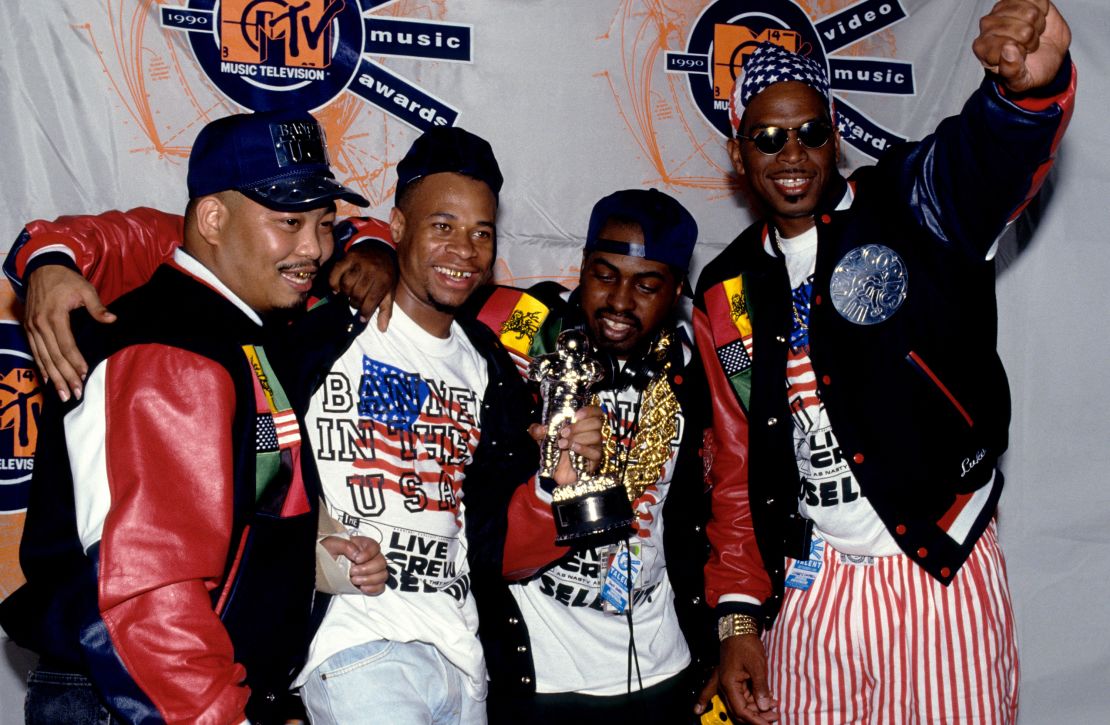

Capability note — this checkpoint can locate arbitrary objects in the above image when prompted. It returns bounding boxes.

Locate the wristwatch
[717,613,759,641]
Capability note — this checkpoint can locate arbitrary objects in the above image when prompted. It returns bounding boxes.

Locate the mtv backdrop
[0,1,1107,722]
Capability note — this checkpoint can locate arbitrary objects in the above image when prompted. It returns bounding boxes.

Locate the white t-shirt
[509,378,691,695]
[772,227,899,556]
[297,304,490,697]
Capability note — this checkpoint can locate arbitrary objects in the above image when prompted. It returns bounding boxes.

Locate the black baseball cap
[394,126,503,205]
[187,109,369,211]
[585,188,698,272]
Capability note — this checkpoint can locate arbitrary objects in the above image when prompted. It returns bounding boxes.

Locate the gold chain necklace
[596,331,680,503]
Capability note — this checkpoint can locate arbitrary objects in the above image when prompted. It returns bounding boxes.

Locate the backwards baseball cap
[187,109,369,211]
[585,188,697,273]
[394,126,503,205]
[729,42,832,136]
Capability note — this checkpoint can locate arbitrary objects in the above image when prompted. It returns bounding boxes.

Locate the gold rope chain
[596,331,680,503]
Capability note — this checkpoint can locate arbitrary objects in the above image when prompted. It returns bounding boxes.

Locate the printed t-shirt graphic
[775,228,896,557]
[509,384,691,695]
[299,305,490,696]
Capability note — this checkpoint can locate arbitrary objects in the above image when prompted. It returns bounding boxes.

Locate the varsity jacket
[465,283,717,698]
[0,259,320,724]
[693,61,1077,627]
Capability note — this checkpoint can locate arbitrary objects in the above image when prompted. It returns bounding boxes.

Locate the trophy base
[552,484,634,546]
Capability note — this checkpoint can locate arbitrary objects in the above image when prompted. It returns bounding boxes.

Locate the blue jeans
[24,667,121,725]
[301,640,486,725]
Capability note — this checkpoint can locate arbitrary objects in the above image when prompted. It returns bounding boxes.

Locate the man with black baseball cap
[267,125,601,725]
[0,108,366,723]
[464,188,716,724]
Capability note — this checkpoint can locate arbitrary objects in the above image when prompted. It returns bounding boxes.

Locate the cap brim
[240,175,369,211]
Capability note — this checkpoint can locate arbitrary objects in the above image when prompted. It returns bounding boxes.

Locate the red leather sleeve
[17,208,183,304]
[97,345,248,724]
[501,479,569,580]
[692,307,771,609]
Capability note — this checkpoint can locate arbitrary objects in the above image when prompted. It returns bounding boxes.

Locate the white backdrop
[0,1,1107,722]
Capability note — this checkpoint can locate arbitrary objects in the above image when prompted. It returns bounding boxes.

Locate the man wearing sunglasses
[693,1,1075,723]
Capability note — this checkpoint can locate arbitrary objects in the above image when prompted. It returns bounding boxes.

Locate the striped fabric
[785,346,820,428]
[765,523,1018,724]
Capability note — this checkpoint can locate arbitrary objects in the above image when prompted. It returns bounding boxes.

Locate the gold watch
[717,613,759,641]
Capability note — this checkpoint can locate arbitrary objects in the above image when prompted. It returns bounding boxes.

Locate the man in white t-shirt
[471,188,716,724]
[289,127,605,725]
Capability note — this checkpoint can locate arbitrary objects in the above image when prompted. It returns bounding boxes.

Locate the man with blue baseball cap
[0,108,369,724]
[693,2,1075,723]
[187,109,370,212]
[468,188,717,724]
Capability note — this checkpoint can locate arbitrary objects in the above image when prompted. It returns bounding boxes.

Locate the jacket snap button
[776,335,786,343]
[821,375,831,385]
[508,617,519,625]
[895,524,906,535]
[517,645,528,653]
[941,567,951,577]
[917,547,928,558]
[767,417,778,426]
[820,214,832,224]
[814,294,823,305]
[521,676,532,684]
[852,452,864,464]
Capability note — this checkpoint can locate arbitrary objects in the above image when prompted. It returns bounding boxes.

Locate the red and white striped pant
[764,524,1019,724]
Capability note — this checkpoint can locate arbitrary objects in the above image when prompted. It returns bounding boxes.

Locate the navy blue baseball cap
[394,126,503,205]
[187,109,369,211]
[585,188,698,272]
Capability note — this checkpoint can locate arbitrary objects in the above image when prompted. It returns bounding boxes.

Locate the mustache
[277,261,320,274]
[594,309,641,330]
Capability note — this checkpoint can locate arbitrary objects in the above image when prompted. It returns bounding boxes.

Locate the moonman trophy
[529,329,634,545]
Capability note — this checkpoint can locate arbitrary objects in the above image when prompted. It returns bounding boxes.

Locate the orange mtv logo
[221,0,347,69]
[0,367,40,459]
[712,25,802,101]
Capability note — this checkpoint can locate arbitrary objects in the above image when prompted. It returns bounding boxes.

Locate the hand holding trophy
[529,329,634,545]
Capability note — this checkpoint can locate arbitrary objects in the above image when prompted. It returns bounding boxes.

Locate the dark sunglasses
[736,120,833,155]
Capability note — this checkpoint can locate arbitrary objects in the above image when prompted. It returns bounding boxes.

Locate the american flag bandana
[730,41,832,135]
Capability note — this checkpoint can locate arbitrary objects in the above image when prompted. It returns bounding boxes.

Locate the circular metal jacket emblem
[829,244,908,325]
